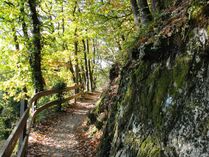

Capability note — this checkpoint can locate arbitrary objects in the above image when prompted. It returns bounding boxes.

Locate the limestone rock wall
[96,2,209,157]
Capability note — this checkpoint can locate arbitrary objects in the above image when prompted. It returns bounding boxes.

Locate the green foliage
[0,0,137,141]
[53,80,67,91]
[0,0,136,97]
[0,93,20,140]
[188,3,204,20]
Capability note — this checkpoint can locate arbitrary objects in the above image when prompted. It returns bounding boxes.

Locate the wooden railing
[0,84,84,157]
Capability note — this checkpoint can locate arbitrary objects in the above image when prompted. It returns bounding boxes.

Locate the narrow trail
[27,92,101,157]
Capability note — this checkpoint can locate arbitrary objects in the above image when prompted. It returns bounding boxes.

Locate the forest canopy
[0,0,136,97]
[0,0,137,141]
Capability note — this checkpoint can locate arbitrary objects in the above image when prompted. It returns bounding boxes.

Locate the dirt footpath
[27,92,101,157]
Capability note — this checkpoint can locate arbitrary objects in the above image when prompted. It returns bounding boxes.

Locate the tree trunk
[77,65,82,85]
[49,1,55,33]
[61,1,76,83]
[121,35,125,41]
[86,39,93,92]
[28,0,45,92]
[68,59,76,83]
[130,0,140,26]
[152,0,158,12]
[20,0,29,42]
[138,0,152,25]
[152,0,164,13]
[74,28,79,93]
[80,64,86,87]
[92,39,97,91]
[61,2,65,34]
[82,39,90,91]
[12,26,19,51]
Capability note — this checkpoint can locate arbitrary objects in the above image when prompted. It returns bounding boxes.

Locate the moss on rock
[96,2,209,157]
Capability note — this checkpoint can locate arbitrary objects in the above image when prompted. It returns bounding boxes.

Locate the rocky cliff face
[96,1,209,157]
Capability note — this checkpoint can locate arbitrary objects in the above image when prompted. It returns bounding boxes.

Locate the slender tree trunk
[48,1,55,33]
[138,0,152,25]
[152,0,158,12]
[12,26,19,50]
[82,39,90,91]
[77,65,82,85]
[43,1,55,33]
[72,1,85,91]
[61,1,65,48]
[61,3,65,34]
[50,15,55,33]
[20,0,29,42]
[20,0,32,63]
[152,0,164,13]
[61,1,76,83]
[28,0,45,92]
[72,2,80,90]
[121,35,125,41]
[86,39,93,92]
[68,59,76,82]
[19,1,30,129]
[92,39,97,91]
[80,64,86,87]
[130,0,140,26]
[74,28,79,93]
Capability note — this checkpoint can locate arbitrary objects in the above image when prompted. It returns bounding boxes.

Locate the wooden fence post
[18,98,28,155]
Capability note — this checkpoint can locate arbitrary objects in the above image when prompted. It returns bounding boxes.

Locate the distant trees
[0,0,172,97]
[0,2,133,99]
[0,0,138,97]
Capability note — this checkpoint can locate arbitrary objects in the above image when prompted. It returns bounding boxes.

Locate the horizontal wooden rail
[0,84,84,157]
[34,93,82,117]
[0,109,29,157]
[28,84,83,108]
